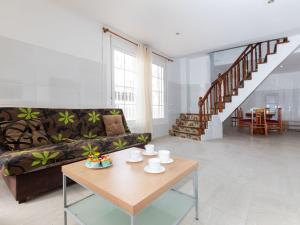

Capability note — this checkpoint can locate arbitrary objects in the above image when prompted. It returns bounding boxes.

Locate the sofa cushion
[0,144,9,156]
[102,115,125,136]
[0,133,151,176]
[0,108,131,141]
[89,133,152,152]
[41,109,84,141]
[0,119,51,150]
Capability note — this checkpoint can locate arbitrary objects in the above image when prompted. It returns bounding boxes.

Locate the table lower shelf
[66,190,195,225]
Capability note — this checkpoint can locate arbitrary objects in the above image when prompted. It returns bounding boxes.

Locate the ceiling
[52,0,300,58]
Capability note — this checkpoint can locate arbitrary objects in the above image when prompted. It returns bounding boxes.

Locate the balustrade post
[255,45,258,69]
[218,76,223,113]
[267,41,270,55]
[235,63,241,90]
[210,93,213,114]
[251,45,254,72]
[243,58,246,81]
[198,97,203,132]
[258,43,262,63]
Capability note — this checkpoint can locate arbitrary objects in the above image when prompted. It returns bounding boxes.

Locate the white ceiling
[52,0,300,58]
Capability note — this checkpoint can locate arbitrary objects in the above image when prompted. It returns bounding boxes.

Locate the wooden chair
[231,108,238,127]
[237,108,251,128]
[267,108,283,134]
[250,108,268,136]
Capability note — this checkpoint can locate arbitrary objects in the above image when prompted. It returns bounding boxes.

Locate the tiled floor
[1,130,300,225]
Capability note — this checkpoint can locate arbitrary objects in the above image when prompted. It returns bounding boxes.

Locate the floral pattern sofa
[0,107,151,203]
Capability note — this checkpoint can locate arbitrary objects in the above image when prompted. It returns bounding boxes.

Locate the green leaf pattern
[88,111,100,124]
[137,134,149,143]
[31,151,60,167]
[51,133,67,143]
[17,108,40,120]
[83,131,97,139]
[113,139,128,150]
[81,144,99,156]
[110,109,120,115]
[3,168,10,176]
[58,111,75,125]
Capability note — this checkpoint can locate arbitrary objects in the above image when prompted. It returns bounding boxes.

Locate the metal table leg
[193,170,199,220]
[63,174,67,225]
[131,215,135,225]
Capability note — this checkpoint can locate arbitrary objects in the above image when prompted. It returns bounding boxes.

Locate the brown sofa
[0,107,151,203]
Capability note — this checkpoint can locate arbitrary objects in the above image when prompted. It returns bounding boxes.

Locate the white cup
[145,144,155,153]
[148,158,161,171]
[158,150,170,163]
[130,149,141,161]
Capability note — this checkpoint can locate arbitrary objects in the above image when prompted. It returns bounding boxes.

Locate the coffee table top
[62,147,198,215]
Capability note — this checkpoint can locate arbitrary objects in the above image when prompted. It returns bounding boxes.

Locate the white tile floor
[1,130,300,225]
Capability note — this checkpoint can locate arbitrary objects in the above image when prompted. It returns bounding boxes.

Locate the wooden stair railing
[198,37,289,134]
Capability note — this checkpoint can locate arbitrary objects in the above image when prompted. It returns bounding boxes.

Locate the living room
[1,0,300,225]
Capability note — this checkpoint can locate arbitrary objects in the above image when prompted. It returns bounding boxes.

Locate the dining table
[245,112,275,119]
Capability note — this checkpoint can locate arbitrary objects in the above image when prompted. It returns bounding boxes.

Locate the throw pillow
[102,115,125,136]
[0,119,51,150]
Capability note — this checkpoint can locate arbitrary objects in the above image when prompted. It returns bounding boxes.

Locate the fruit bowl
[85,152,112,169]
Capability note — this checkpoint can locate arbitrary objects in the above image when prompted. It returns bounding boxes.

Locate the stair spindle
[243,57,246,81]
[251,45,254,72]
[258,43,262,63]
[193,37,288,140]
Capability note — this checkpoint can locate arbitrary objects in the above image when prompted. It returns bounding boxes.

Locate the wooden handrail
[198,37,288,135]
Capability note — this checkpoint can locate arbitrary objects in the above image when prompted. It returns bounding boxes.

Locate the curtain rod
[102,27,174,62]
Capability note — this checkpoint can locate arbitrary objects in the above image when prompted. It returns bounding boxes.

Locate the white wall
[176,55,211,113]
[241,71,300,121]
[152,59,182,138]
[0,0,104,108]
[0,0,182,138]
[0,0,101,62]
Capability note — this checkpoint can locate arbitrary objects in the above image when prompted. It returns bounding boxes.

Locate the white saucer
[126,157,143,163]
[160,158,174,164]
[142,151,158,156]
[144,165,165,174]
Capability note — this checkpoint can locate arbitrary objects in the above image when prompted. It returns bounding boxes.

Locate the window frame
[152,56,167,124]
[111,40,137,122]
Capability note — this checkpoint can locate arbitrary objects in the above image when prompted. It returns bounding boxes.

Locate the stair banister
[198,37,288,136]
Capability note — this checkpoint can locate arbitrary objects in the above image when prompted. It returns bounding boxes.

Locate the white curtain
[135,44,153,133]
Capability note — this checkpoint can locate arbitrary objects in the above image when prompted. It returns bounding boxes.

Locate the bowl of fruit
[85,152,112,169]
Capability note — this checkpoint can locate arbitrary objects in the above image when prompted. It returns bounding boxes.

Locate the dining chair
[250,108,268,136]
[267,108,283,134]
[237,107,251,128]
[231,108,238,127]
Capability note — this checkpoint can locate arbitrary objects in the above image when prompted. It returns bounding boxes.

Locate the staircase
[170,36,300,140]
[169,113,204,140]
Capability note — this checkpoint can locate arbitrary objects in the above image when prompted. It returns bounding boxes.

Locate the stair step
[169,130,201,141]
[180,113,199,120]
[176,119,200,127]
[172,125,203,135]
[179,113,211,121]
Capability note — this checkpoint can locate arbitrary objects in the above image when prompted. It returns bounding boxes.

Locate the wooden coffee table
[62,147,199,225]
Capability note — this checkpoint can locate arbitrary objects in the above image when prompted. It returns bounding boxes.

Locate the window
[266,94,279,113]
[152,64,165,119]
[113,49,136,120]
